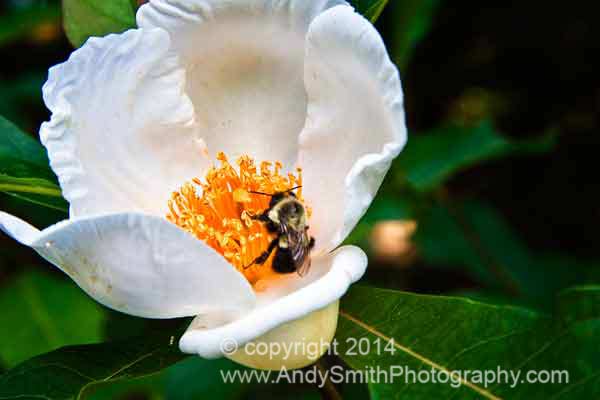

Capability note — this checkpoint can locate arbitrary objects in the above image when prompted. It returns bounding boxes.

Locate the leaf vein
[340,310,502,400]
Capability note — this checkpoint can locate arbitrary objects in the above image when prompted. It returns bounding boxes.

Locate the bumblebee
[245,187,315,276]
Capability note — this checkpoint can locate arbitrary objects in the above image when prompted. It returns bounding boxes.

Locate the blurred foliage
[349,0,390,22]
[382,0,441,70]
[0,72,46,128]
[0,270,104,368]
[0,3,60,46]
[415,199,600,305]
[395,120,557,192]
[1,0,599,398]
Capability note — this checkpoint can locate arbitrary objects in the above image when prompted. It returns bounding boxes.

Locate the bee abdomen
[272,248,297,273]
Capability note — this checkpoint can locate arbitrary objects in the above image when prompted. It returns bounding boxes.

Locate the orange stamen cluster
[167,152,309,284]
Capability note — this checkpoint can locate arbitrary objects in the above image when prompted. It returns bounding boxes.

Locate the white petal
[179,245,366,358]
[137,0,346,164]
[0,212,255,318]
[41,28,208,218]
[298,5,407,253]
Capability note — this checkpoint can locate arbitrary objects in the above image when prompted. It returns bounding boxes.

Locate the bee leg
[244,238,278,269]
[304,226,315,249]
[250,212,269,222]
[250,212,278,233]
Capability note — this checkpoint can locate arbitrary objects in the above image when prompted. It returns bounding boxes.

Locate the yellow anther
[167,152,308,284]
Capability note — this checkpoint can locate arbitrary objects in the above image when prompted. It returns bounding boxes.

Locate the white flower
[0,0,406,369]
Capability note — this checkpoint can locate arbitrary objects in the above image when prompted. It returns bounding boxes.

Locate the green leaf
[63,0,136,48]
[0,117,55,179]
[0,115,67,212]
[337,285,600,399]
[349,0,390,22]
[165,356,329,399]
[396,121,557,192]
[85,373,164,400]
[164,357,249,400]
[557,285,600,326]
[0,270,105,368]
[90,355,322,400]
[0,330,187,400]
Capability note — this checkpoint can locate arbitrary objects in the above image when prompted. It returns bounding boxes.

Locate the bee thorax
[268,209,280,223]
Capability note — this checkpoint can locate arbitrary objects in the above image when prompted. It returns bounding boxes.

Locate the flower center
[167,152,310,285]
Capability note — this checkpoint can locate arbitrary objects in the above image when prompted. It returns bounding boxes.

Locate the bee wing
[296,254,312,277]
[289,229,311,276]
